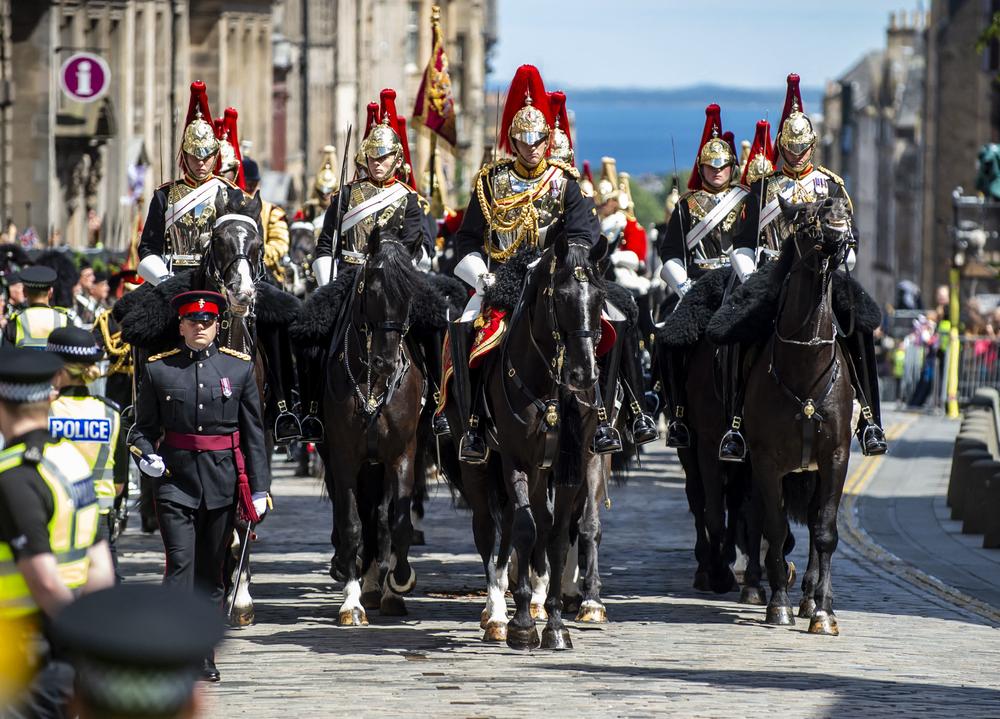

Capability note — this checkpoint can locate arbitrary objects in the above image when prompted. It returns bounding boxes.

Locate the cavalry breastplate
[342,181,408,264]
[762,171,833,247]
[165,181,221,267]
[685,189,741,261]
[482,162,567,263]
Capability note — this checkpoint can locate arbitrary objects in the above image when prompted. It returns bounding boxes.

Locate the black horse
[284,218,319,298]
[322,223,424,625]
[446,236,608,651]
[741,197,854,635]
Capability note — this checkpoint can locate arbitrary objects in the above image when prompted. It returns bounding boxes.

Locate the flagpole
[428,133,438,211]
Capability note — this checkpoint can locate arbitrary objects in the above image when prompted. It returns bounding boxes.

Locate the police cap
[47,326,104,364]
[52,584,224,717]
[18,265,57,290]
[0,347,63,403]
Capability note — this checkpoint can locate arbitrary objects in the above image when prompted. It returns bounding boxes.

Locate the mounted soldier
[732,73,887,456]
[657,103,752,459]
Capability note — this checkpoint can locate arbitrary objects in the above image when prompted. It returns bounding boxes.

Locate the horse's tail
[554,394,584,487]
[782,471,816,526]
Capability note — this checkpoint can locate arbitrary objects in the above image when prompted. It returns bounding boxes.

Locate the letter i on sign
[76,60,92,96]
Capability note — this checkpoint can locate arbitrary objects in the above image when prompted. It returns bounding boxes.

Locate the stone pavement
[118,419,1000,719]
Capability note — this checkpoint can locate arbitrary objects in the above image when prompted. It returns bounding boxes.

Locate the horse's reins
[207,214,267,356]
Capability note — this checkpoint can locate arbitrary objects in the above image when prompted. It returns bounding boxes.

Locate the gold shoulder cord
[477,162,557,262]
[96,310,133,377]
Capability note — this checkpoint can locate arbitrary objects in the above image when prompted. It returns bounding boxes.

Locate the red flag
[412,6,457,147]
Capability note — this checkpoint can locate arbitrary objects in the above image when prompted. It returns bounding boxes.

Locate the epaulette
[148,348,181,363]
[546,158,577,178]
[219,346,252,361]
[156,179,173,191]
[396,179,418,193]
[479,158,513,177]
[217,175,243,191]
[416,194,431,213]
[818,165,845,187]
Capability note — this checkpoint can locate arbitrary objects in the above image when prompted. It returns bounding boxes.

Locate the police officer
[47,326,124,574]
[3,266,72,349]
[52,584,225,718]
[0,348,115,718]
[129,290,270,682]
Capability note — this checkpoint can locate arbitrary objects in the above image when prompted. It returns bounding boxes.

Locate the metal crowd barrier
[896,335,1000,410]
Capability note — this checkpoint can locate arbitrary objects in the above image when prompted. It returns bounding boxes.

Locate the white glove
[139,454,165,478]
[660,258,689,296]
[252,492,270,519]
[137,255,172,286]
[312,255,333,286]
[730,247,757,283]
[454,252,489,289]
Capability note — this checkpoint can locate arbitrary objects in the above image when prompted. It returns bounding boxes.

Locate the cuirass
[487,165,567,255]
[342,180,408,261]
[762,172,833,247]
[166,182,219,266]
[685,189,741,258]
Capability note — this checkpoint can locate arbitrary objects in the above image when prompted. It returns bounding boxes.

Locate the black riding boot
[663,348,691,448]
[847,329,888,456]
[422,332,451,437]
[449,322,487,463]
[719,344,748,463]
[619,324,658,446]
[260,323,302,443]
[297,346,325,442]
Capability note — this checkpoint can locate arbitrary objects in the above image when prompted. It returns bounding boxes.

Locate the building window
[405,1,420,73]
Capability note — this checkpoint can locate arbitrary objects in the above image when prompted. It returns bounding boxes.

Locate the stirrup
[629,402,659,446]
[300,401,325,443]
[459,431,488,464]
[718,428,747,463]
[433,412,451,438]
[273,401,302,444]
[666,420,690,449]
[593,423,623,455]
[859,424,888,456]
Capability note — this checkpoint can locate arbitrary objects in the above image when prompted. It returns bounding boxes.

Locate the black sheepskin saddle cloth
[114,271,301,353]
[289,266,466,349]
[655,266,735,349]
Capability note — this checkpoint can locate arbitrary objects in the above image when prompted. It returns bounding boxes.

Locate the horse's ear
[777,194,797,221]
[214,187,229,218]
[366,223,381,257]
[589,236,609,265]
[245,190,262,221]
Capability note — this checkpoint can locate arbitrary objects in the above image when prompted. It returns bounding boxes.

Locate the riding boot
[297,346,325,442]
[663,348,691,448]
[450,322,487,463]
[619,323,658,446]
[592,381,623,455]
[260,323,302,443]
[423,332,451,437]
[719,344,748,463]
[847,329,888,455]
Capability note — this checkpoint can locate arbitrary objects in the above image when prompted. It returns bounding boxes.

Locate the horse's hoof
[411,530,426,546]
[808,610,839,636]
[575,602,608,624]
[540,627,573,650]
[482,620,508,643]
[229,607,255,627]
[339,608,369,627]
[506,624,540,651]
[379,593,407,617]
[387,568,416,596]
[786,561,797,589]
[798,597,817,619]
[480,608,490,629]
[562,595,582,614]
[530,603,547,621]
[764,605,795,626]
[693,570,711,592]
[360,590,382,610]
[739,586,767,606]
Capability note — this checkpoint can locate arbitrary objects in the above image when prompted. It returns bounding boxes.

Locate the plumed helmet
[776,74,816,166]
[181,82,220,161]
[689,104,735,191]
[547,91,573,164]
[741,119,776,185]
[500,65,553,153]
[596,157,620,206]
[314,145,338,195]
[579,160,595,197]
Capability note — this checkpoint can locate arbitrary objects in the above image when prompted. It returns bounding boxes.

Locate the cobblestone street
[118,412,1000,718]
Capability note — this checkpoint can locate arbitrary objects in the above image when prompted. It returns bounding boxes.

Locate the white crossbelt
[328,183,409,252]
[164,178,224,230]
[686,186,749,250]
[758,170,824,230]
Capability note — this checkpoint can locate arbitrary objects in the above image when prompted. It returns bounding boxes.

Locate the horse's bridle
[206,214,266,308]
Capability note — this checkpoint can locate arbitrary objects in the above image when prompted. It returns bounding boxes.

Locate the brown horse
[741,197,854,635]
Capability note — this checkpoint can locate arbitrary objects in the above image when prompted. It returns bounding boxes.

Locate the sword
[670,136,693,267]
[227,520,253,619]
[330,124,353,281]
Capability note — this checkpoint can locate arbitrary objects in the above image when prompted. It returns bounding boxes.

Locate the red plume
[222,108,245,189]
[740,119,775,185]
[548,90,572,149]
[212,117,226,139]
[582,160,593,184]
[776,73,804,144]
[184,81,213,129]
[499,65,552,154]
[722,131,737,162]
[379,88,401,129]
[688,103,723,191]
[363,102,381,139]
[395,115,416,188]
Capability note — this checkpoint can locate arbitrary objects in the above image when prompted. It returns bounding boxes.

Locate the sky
[492,0,926,90]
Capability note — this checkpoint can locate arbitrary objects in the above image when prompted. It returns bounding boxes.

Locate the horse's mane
[371,238,420,308]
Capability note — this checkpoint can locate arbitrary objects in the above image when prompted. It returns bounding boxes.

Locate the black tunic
[316,182,427,261]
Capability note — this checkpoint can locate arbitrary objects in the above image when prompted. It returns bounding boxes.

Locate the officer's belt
[686,187,748,250]
[162,430,249,489]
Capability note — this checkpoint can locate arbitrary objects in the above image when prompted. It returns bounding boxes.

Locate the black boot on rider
[593,406,623,455]
[423,332,451,437]
[849,329,887,456]
[261,325,302,443]
[450,323,487,463]
[620,325,658,445]
[297,347,325,442]
[718,418,748,463]
[663,349,690,448]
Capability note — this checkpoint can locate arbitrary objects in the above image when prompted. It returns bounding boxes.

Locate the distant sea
[561,85,823,177]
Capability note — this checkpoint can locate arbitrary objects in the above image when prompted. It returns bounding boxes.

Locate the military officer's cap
[0,347,63,403]
[52,584,225,717]
[47,326,104,364]
[18,265,57,290]
[171,290,227,322]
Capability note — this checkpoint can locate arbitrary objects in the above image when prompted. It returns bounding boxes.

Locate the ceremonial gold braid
[95,310,133,377]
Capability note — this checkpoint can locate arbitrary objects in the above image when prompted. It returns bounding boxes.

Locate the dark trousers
[156,499,235,607]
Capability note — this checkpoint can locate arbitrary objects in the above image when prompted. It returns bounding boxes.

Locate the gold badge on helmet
[778,100,817,156]
[182,108,220,160]
[698,130,735,170]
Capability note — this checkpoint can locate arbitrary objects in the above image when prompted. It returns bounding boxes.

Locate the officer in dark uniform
[52,583,225,718]
[0,348,115,718]
[130,290,270,682]
[3,266,72,348]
